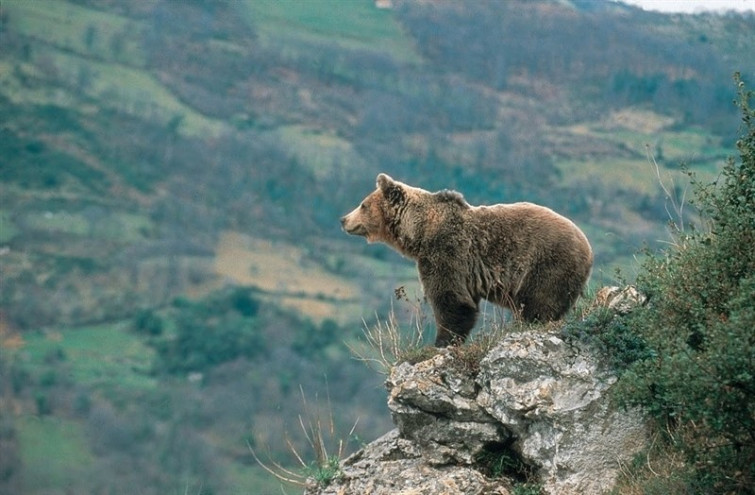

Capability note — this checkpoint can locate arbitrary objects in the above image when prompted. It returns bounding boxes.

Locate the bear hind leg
[518,278,582,323]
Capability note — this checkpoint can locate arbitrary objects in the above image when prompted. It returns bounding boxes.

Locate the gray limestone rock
[304,429,511,495]
[476,331,648,494]
[305,309,648,495]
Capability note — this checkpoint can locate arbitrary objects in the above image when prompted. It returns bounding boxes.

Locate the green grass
[0,129,109,193]
[23,211,91,236]
[556,157,664,195]
[94,212,154,241]
[0,210,21,243]
[277,125,367,179]
[3,0,145,66]
[603,127,727,168]
[556,124,724,196]
[237,0,420,62]
[22,209,154,241]
[36,46,226,137]
[2,0,418,142]
[2,0,227,138]
[21,322,156,392]
[225,464,288,495]
[0,54,224,138]
[17,416,95,493]
[595,126,726,174]
[660,128,730,170]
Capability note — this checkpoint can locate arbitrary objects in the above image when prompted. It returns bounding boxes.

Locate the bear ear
[377,173,405,205]
[376,173,394,190]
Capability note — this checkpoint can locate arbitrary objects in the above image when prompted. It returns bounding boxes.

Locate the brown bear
[341,173,593,346]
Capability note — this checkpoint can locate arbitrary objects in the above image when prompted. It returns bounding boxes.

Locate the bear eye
[360,202,367,210]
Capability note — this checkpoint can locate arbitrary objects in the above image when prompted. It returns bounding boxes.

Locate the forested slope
[0,0,753,492]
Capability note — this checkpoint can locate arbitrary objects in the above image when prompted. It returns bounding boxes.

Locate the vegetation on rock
[1,0,753,492]
[613,74,755,494]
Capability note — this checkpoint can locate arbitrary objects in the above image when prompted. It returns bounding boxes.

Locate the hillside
[1,0,754,493]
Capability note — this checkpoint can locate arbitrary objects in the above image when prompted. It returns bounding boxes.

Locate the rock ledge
[307,326,648,495]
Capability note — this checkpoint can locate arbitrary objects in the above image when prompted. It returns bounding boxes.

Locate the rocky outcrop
[306,320,648,495]
[307,429,510,495]
[475,331,648,494]
[594,285,647,314]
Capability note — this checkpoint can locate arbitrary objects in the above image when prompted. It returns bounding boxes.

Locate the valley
[0,0,753,492]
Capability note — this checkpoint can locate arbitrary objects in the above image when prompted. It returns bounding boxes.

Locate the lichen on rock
[475,330,648,494]
[306,310,649,495]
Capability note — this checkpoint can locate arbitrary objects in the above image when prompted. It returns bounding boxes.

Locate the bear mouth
[344,224,368,237]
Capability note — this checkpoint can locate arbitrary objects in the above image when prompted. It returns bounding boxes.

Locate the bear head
[341,173,403,241]
[341,173,467,258]
[341,173,422,254]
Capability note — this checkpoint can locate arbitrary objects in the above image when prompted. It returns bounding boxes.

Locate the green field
[2,0,752,492]
[6,318,297,494]
[19,322,156,392]
[277,125,367,179]
[3,0,145,66]
[555,114,727,197]
[0,210,21,243]
[239,0,420,62]
[17,417,95,493]
[1,1,227,137]
[20,210,154,241]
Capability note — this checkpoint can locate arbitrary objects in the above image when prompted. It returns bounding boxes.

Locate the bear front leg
[431,292,478,347]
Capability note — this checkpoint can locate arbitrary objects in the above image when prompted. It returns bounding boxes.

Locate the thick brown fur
[341,174,593,346]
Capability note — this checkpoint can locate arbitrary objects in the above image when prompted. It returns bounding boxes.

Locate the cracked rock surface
[306,326,648,495]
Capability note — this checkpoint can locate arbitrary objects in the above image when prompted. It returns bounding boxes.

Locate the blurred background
[0,0,753,493]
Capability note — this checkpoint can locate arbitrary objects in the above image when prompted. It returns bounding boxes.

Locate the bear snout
[341,212,368,236]
[339,215,351,232]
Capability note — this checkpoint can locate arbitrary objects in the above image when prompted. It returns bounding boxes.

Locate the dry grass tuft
[248,385,357,489]
[348,286,430,374]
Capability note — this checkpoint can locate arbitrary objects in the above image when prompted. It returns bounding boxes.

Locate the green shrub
[615,74,755,494]
[133,309,163,336]
[561,307,653,371]
[0,126,107,192]
[153,289,265,374]
[35,393,52,415]
[229,287,260,317]
[292,318,340,357]
[305,455,343,487]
